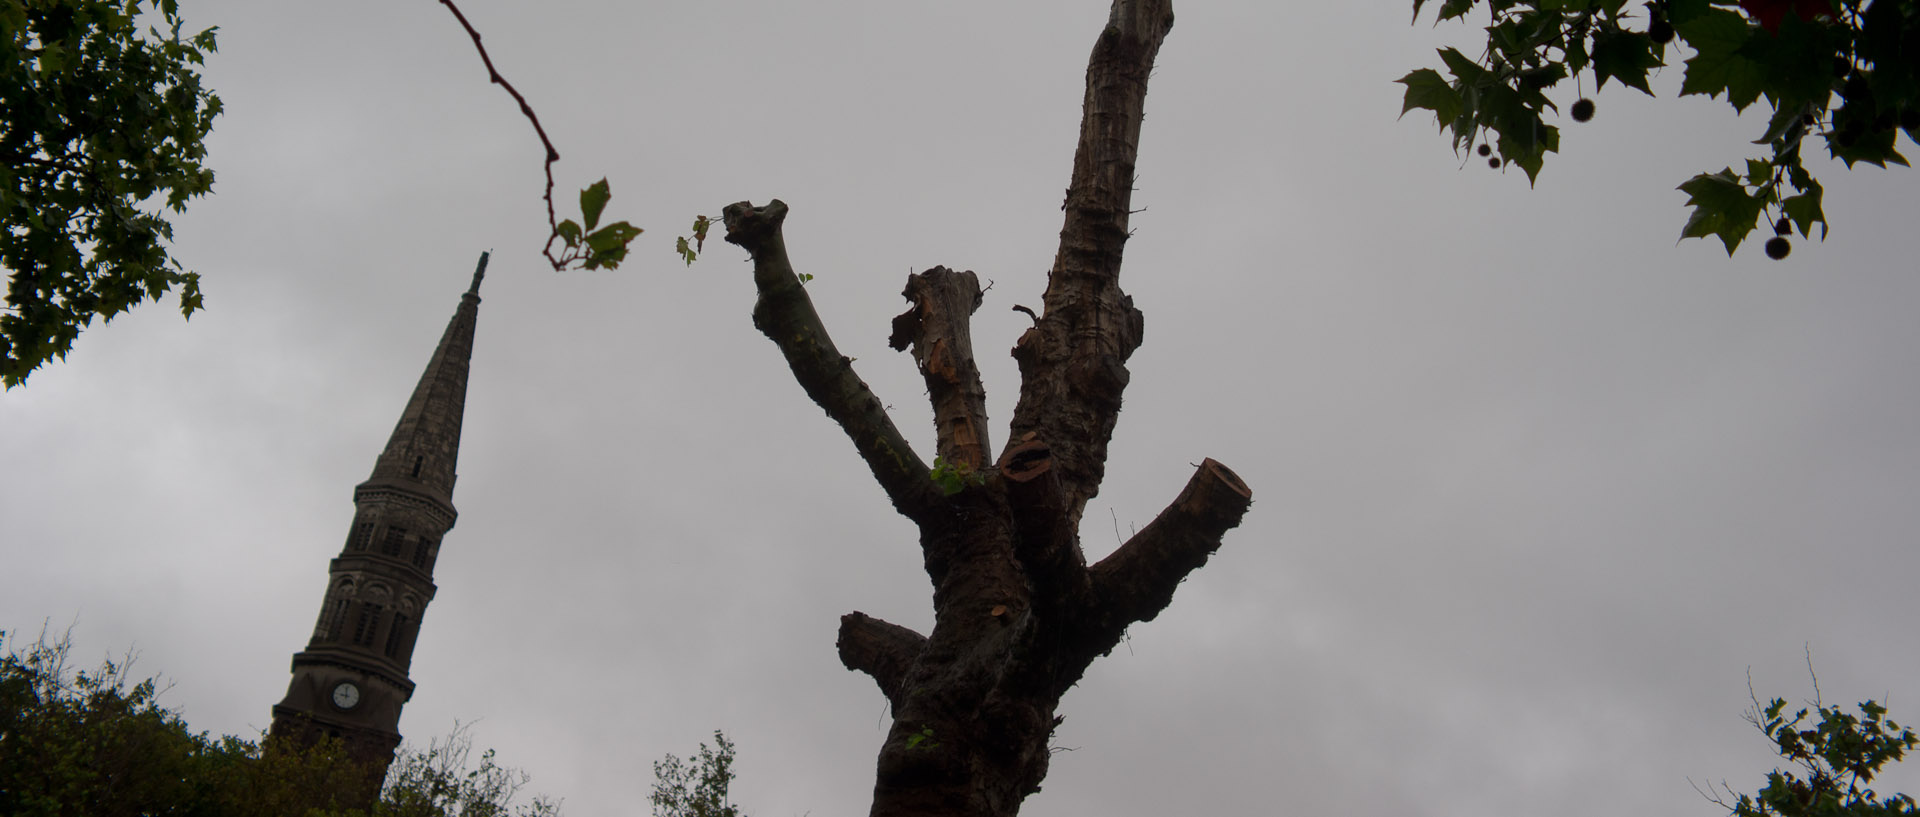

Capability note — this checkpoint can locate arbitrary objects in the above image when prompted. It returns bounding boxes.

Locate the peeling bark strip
[891,267,992,470]
[723,2,1253,816]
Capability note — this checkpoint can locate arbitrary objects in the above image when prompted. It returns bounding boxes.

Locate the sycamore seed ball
[1766,236,1792,260]
[1571,98,1596,122]
[1478,143,1492,156]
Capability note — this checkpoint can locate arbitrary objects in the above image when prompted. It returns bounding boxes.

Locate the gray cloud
[4,2,1918,816]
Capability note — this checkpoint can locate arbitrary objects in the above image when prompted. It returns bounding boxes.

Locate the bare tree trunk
[721,2,1251,815]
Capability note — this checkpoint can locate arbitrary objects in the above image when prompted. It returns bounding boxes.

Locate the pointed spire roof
[362,252,488,508]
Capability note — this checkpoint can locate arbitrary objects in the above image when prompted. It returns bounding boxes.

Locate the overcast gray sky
[4,2,1919,815]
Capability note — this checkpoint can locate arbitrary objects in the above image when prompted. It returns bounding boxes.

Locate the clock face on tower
[331,681,362,710]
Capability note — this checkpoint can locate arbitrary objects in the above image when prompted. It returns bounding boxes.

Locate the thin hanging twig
[436,0,574,270]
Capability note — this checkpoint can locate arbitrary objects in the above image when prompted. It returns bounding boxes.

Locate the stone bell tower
[270,253,488,784]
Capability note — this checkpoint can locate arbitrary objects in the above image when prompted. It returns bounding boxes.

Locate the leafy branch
[649,731,747,817]
[1402,0,1920,259]
[1696,671,1918,817]
[675,215,714,266]
[1,0,221,386]
[437,0,640,270]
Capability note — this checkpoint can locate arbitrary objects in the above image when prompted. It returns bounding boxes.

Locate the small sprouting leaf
[929,455,978,496]
[798,272,814,284]
[580,178,611,232]
[557,219,583,247]
[674,215,715,267]
[932,471,964,497]
[691,215,712,253]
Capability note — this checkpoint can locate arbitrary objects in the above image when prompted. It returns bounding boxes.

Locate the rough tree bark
[722,2,1250,815]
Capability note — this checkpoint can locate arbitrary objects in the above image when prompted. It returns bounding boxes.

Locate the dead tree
[721,2,1249,815]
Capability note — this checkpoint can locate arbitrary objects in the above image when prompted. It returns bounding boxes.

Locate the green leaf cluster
[1677,159,1825,253]
[929,455,985,496]
[674,214,713,267]
[1,0,221,387]
[1404,0,1920,257]
[905,726,940,750]
[1714,693,1919,817]
[1398,1,1602,184]
[649,731,746,817]
[0,628,560,817]
[376,724,560,817]
[552,178,642,271]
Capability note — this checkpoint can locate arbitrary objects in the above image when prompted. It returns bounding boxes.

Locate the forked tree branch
[721,200,944,525]
[890,267,992,470]
[838,611,929,709]
[726,3,1261,812]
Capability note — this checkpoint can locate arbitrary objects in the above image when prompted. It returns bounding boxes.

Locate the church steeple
[365,254,485,506]
[270,253,489,793]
